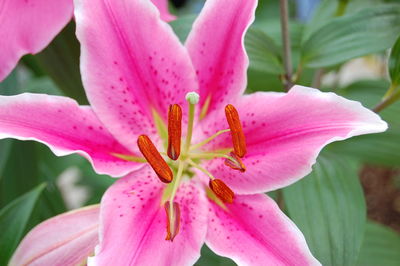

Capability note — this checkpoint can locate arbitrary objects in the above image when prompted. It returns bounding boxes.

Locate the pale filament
[189,129,230,151]
[187,159,215,180]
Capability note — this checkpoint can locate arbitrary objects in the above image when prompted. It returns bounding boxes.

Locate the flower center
[113,92,246,241]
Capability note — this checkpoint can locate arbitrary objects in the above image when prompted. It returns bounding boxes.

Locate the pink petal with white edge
[0,0,73,81]
[90,166,207,266]
[200,86,387,194]
[206,194,320,266]
[74,0,198,151]
[185,0,257,116]
[9,205,99,266]
[0,94,142,177]
[151,0,176,22]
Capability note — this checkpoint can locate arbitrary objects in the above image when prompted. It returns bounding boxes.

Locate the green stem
[335,0,349,17]
[373,87,400,113]
[312,68,325,88]
[279,0,293,91]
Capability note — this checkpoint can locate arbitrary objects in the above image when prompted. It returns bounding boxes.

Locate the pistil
[183,92,199,155]
[166,92,200,237]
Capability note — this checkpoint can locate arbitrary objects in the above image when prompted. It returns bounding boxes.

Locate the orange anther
[224,152,246,172]
[225,104,246,158]
[209,179,234,203]
[167,104,182,160]
[164,201,181,241]
[137,135,173,183]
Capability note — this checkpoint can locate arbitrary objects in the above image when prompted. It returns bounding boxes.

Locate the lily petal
[90,167,207,266]
[206,194,320,266]
[0,94,141,177]
[9,205,99,266]
[74,0,198,151]
[0,0,73,81]
[201,86,387,194]
[185,0,257,116]
[151,0,176,22]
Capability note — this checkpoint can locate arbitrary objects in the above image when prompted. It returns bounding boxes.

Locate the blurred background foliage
[0,0,399,265]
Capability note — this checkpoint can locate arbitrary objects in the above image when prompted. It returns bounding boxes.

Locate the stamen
[225,104,246,158]
[167,104,182,160]
[187,159,216,180]
[137,135,173,183]
[189,152,235,161]
[164,201,181,241]
[224,152,246,172]
[190,129,230,151]
[209,179,234,203]
[110,153,147,163]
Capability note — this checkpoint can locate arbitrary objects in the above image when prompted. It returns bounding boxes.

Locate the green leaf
[301,4,400,68]
[0,140,12,181]
[389,35,400,86]
[0,141,68,232]
[170,14,196,43]
[339,79,399,124]
[245,28,283,75]
[0,141,41,207]
[302,0,338,42]
[246,69,283,92]
[328,79,400,166]
[0,183,46,265]
[170,15,286,76]
[357,222,400,266]
[23,77,64,96]
[329,129,400,166]
[195,245,236,266]
[29,21,88,104]
[0,71,18,95]
[283,155,366,266]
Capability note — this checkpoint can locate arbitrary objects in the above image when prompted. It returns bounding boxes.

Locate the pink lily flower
[4,0,387,265]
[0,0,174,82]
